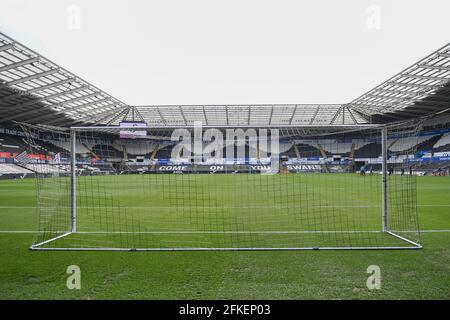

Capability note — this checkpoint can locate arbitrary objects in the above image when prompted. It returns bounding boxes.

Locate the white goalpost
[28,123,421,251]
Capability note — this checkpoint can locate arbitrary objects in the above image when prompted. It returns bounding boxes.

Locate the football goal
[25,123,421,251]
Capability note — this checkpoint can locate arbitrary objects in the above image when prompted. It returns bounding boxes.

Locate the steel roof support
[131,106,145,123]
[308,106,320,125]
[49,104,120,127]
[0,86,90,115]
[29,98,111,124]
[329,106,342,125]
[387,81,446,90]
[0,43,14,52]
[179,106,188,126]
[155,107,167,125]
[105,107,130,125]
[0,78,76,104]
[403,74,450,81]
[288,105,297,125]
[0,57,40,72]
[7,69,60,86]
[72,106,127,125]
[418,64,450,72]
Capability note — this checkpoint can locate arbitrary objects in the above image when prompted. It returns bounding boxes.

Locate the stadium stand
[155,145,174,160]
[388,135,438,153]
[0,134,27,153]
[114,141,157,158]
[295,143,323,158]
[3,127,450,171]
[416,135,444,153]
[47,139,89,154]
[433,133,450,152]
[416,161,450,176]
[24,164,69,174]
[283,145,298,158]
[352,142,381,158]
[89,163,115,172]
[91,144,123,159]
[0,163,33,174]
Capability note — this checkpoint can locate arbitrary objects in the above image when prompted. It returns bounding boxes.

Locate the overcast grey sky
[1,0,450,105]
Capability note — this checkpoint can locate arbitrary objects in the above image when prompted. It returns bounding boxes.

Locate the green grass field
[0,174,449,299]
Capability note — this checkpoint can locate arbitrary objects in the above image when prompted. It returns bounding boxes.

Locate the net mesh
[24,123,420,250]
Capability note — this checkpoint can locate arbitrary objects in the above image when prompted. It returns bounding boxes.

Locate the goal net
[25,123,421,250]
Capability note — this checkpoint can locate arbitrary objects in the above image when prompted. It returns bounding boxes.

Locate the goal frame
[30,124,422,251]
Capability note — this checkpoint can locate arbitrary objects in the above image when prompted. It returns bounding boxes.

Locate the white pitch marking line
[1,230,450,234]
[1,204,450,210]
[0,230,36,233]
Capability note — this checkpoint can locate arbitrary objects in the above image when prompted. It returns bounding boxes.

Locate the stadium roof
[0,32,128,128]
[132,104,367,127]
[349,42,450,123]
[0,31,449,128]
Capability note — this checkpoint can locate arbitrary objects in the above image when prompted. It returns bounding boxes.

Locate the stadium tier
[433,132,450,151]
[0,163,32,175]
[3,127,450,168]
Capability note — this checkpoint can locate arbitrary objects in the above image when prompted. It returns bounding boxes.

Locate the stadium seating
[0,163,33,174]
[353,143,381,158]
[48,139,90,154]
[433,133,450,152]
[114,141,157,156]
[96,163,116,171]
[91,144,123,159]
[3,129,450,169]
[292,140,371,157]
[295,143,323,158]
[0,134,27,153]
[283,145,298,158]
[25,164,69,174]
[155,145,173,159]
[416,161,450,175]
[388,135,436,152]
[1,133,72,156]
[416,135,443,153]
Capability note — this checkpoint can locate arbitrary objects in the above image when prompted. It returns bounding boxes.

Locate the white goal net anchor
[27,123,421,251]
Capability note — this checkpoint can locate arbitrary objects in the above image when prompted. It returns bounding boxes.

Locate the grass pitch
[0,175,449,299]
